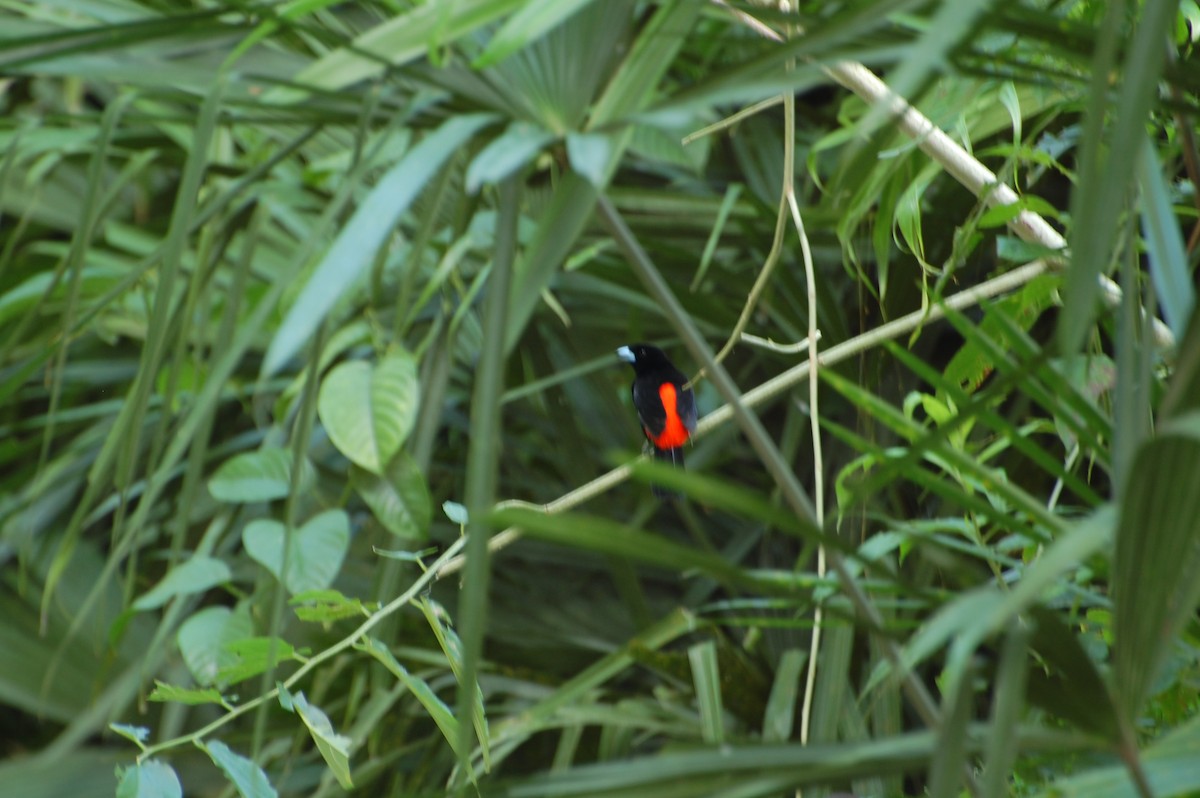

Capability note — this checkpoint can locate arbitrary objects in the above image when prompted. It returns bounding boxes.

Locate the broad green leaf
[465,121,553,193]
[318,354,419,474]
[133,555,231,611]
[115,760,181,798]
[474,0,596,67]
[199,739,278,798]
[1113,414,1200,722]
[216,637,299,686]
[209,448,304,504]
[627,122,707,173]
[242,510,350,595]
[286,1,524,95]
[290,589,374,623]
[1022,607,1117,738]
[352,452,432,541]
[1060,0,1177,353]
[262,114,494,376]
[1034,712,1200,798]
[178,606,254,687]
[293,692,353,789]
[565,131,612,188]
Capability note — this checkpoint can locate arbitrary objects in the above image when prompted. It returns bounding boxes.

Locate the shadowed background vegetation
[1,0,1199,796]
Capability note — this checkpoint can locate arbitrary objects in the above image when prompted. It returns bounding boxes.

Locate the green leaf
[209,448,304,504]
[262,114,495,376]
[1137,137,1193,336]
[292,692,354,789]
[286,1,524,95]
[688,640,724,745]
[928,645,976,798]
[177,606,254,687]
[133,555,231,611]
[148,681,230,707]
[627,123,702,173]
[474,0,597,67]
[981,621,1032,798]
[1034,712,1200,797]
[198,739,278,798]
[373,546,439,562]
[479,727,993,796]
[318,353,419,474]
[0,264,125,328]
[216,637,300,686]
[419,598,490,770]
[115,760,182,798]
[565,131,612,188]
[489,506,797,595]
[1060,0,1178,353]
[465,121,553,193]
[110,723,150,746]
[359,638,463,758]
[1025,607,1118,740]
[242,510,351,595]
[762,649,805,743]
[995,235,1063,263]
[443,501,469,525]
[290,589,374,623]
[1112,414,1200,722]
[352,452,432,541]
[277,683,295,712]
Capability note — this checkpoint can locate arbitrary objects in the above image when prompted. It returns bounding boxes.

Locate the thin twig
[740,330,820,354]
[792,149,826,749]
[682,95,783,145]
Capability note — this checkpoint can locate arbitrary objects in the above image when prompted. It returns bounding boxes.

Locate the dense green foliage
[1,1,1199,796]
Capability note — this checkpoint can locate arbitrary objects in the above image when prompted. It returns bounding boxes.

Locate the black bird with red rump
[617,344,697,498]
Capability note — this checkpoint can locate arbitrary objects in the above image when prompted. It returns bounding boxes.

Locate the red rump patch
[650,383,690,449]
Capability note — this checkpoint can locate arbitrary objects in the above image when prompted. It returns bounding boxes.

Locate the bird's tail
[651,445,685,499]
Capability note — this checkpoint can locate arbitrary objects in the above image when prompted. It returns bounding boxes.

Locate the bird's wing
[631,379,666,434]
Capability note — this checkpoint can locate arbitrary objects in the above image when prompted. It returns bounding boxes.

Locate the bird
[616,343,697,498]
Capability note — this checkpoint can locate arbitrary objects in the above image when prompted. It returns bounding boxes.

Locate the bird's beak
[616,346,635,363]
